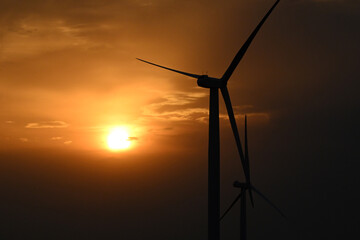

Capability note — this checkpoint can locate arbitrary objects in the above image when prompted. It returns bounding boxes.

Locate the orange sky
[0,0,278,153]
[0,0,359,239]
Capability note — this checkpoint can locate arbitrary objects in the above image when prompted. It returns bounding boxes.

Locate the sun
[107,127,131,151]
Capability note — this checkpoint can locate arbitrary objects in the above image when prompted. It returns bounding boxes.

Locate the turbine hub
[197,76,225,88]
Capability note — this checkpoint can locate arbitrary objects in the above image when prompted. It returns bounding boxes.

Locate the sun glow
[107,127,131,151]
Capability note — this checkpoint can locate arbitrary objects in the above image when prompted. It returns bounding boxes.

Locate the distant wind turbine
[220,115,286,240]
[137,1,280,240]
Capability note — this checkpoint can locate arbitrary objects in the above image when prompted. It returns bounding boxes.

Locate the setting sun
[107,127,131,151]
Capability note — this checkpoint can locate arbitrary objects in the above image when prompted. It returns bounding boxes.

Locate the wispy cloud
[219,112,270,121]
[149,91,207,107]
[142,91,270,123]
[64,140,72,145]
[143,91,208,121]
[25,121,69,129]
[149,108,209,121]
[51,137,63,140]
[19,137,28,142]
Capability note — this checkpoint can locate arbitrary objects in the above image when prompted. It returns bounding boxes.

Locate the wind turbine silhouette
[137,1,280,240]
[220,115,285,240]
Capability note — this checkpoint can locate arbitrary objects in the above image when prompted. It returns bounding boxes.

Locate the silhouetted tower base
[233,182,249,240]
[208,88,220,240]
[240,186,247,240]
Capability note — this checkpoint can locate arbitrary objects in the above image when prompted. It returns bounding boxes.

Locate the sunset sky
[1,0,359,239]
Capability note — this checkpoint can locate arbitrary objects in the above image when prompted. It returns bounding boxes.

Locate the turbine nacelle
[197,76,225,89]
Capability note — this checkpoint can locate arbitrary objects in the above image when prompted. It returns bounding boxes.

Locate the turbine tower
[220,115,286,240]
[137,1,280,240]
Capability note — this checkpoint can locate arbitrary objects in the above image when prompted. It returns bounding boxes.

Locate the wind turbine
[137,1,280,240]
[220,115,286,240]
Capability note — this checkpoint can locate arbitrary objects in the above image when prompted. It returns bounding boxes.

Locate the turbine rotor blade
[248,188,255,208]
[221,0,280,82]
[136,58,200,79]
[251,185,286,218]
[245,115,254,208]
[220,192,242,221]
[220,87,250,183]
